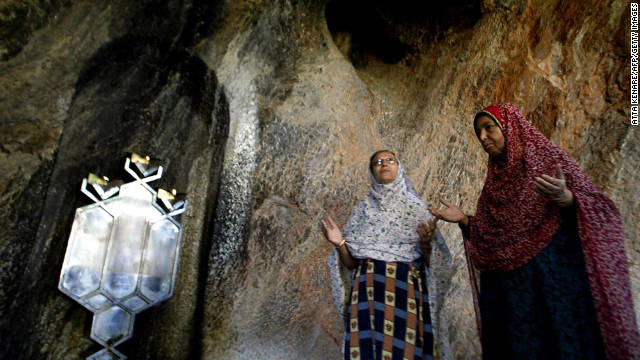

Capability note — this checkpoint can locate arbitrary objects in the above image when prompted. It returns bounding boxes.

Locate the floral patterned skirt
[344,258,433,360]
[479,228,606,360]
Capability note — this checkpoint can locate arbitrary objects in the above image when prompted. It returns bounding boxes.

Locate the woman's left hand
[534,163,574,207]
[417,219,436,260]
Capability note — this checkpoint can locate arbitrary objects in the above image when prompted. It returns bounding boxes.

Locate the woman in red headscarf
[430,103,640,360]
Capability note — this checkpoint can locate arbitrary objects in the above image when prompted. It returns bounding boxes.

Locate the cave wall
[0,0,636,359]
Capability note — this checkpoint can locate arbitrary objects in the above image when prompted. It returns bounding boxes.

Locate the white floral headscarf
[342,158,437,262]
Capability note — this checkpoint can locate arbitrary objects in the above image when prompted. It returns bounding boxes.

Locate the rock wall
[0,0,636,359]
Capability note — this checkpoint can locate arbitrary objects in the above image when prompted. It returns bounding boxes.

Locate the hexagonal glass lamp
[59,154,187,359]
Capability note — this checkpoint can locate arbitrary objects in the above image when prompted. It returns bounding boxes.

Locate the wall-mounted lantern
[58,154,187,359]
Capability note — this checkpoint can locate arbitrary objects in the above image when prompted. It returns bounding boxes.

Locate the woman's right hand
[321,216,344,246]
[417,220,436,262]
[429,198,469,226]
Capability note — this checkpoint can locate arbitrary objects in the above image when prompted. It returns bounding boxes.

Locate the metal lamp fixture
[58,154,187,359]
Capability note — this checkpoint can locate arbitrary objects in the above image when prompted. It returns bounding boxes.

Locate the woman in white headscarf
[322,150,448,360]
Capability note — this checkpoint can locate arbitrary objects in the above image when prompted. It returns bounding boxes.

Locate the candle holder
[58,154,187,359]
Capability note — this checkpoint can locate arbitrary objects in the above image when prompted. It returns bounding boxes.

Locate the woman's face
[475,115,505,156]
[371,151,399,184]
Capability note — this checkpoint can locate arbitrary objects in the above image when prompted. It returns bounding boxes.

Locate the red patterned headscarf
[465,103,640,360]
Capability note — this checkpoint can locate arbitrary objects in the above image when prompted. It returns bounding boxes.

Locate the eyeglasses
[372,157,396,166]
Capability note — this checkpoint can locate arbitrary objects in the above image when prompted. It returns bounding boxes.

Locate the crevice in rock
[325,0,482,68]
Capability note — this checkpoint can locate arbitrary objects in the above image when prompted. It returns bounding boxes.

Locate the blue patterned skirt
[344,258,433,360]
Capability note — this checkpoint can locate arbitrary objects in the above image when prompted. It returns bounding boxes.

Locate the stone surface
[0,0,637,359]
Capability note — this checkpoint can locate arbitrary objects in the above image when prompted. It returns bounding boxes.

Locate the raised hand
[429,198,469,226]
[534,164,574,207]
[321,216,344,246]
